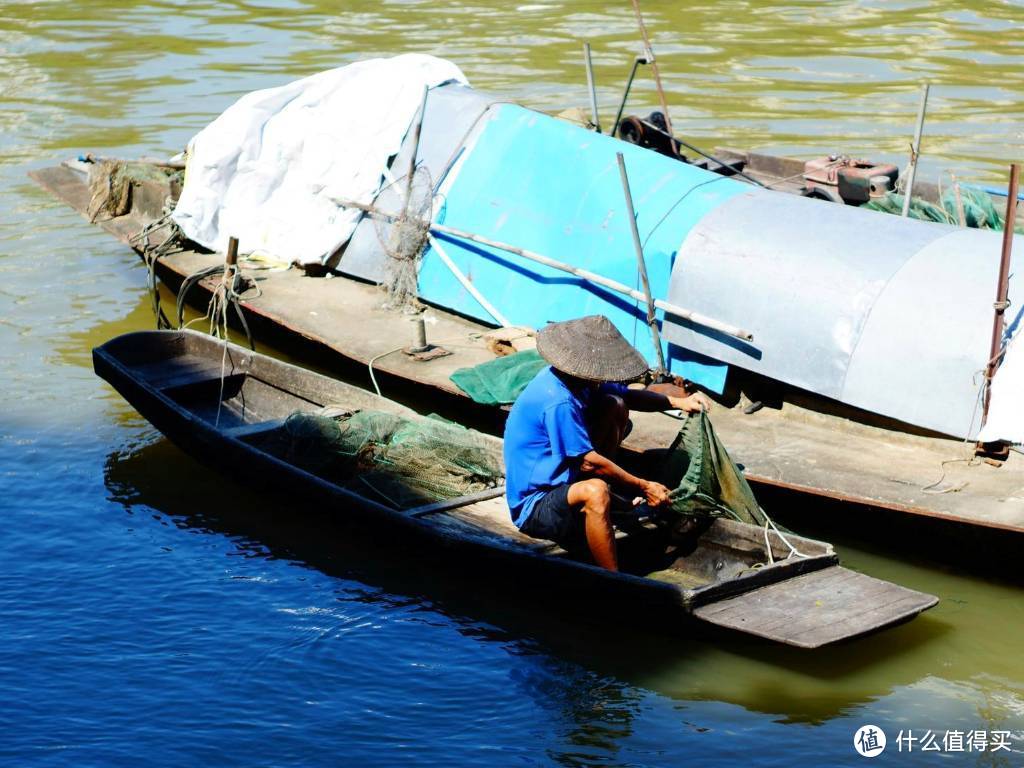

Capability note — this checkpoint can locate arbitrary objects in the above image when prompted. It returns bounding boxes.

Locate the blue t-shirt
[503,366,626,528]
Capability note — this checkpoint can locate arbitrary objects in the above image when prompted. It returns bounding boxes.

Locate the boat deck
[32,163,1024,538]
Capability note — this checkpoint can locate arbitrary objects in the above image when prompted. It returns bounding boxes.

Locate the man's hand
[668,391,712,413]
[640,480,672,508]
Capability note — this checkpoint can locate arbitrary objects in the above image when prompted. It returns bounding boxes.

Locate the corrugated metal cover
[661,190,1021,438]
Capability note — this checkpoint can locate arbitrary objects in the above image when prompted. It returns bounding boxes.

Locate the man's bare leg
[567,478,618,571]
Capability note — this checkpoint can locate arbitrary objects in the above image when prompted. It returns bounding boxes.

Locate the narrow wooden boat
[93,329,937,648]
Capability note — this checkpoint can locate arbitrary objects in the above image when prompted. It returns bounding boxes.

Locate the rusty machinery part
[802,154,900,205]
[616,113,766,187]
[617,113,686,161]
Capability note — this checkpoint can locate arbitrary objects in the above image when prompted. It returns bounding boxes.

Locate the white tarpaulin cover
[172,54,467,265]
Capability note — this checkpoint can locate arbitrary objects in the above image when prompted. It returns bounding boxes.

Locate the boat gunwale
[93,329,839,610]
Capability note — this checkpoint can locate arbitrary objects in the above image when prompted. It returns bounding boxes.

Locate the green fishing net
[254,409,505,510]
[658,411,767,527]
[863,188,1024,233]
[450,349,547,405]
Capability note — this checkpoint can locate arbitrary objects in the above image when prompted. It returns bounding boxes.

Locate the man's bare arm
[579,450,671,506]
[621,388,712,414]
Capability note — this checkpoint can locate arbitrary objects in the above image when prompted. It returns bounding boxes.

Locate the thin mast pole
[629,0,673,137]
[403,85,430,219]
[583,42,602,133]
[617,152,666,374]
[981,162,1019,429]
[901,83,929,217]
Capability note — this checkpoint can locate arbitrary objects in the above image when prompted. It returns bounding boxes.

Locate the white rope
[761,510,811,564]
[367,346,405,397]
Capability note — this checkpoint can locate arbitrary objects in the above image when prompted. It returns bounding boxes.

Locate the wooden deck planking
[32,164,1024,535]
[693,566,937,647]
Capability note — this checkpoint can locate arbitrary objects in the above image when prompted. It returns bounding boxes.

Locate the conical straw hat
[536,315,649,383]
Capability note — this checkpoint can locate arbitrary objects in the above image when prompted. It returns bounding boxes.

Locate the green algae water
[2,1,1024,765]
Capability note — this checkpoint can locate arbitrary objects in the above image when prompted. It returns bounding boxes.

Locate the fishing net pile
[86,159,182,222]
[658,411,768,528]
[863,187,1024,234]
[253,409,504,509]
[375,166,434,311]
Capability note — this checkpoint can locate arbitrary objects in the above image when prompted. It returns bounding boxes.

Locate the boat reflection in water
[102,433,963,727]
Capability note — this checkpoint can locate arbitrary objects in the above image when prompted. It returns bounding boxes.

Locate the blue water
[3,2,1024,766]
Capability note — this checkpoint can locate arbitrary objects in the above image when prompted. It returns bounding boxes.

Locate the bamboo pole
[583,42,601,134]
[901,83,929,217]
[980,162,1019,430]
[430,222,753,341]
[426,233,511,327]
[617,152,666,373]
[952,174,966,227]
[403,85,430,219]
[334,197,755,342]
[629,0,673,137]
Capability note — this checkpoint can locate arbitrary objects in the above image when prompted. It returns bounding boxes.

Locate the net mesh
[252,409,504,509]
[375,166,434,312]
[86,160,182,222]
[863,188,1024,233]
[658,411,768,528]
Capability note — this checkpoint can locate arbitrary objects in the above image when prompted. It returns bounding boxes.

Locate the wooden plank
[693,566,938,648]
[223,419,289,439]
[133,358,240,390]
[406,486,506,518]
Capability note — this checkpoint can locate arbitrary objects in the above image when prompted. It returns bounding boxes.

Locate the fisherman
[504,315,711,571]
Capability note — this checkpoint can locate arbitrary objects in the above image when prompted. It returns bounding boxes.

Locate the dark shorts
[519,483,584,547]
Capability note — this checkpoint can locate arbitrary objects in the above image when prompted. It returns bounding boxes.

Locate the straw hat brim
[536,315,649,383]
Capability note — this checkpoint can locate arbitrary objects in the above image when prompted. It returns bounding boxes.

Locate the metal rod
[427,233,512,327]
[335,197,755,342]
[629,0,673,137]
[655,125,766,188]
[679,137,765,187]
[410,316,429,352]
[901,83,929,217]
[617,152,666,373]
[583,42,601,133]
[225,236,239,267]
[403,85,430,218]
[428,223,753,342]
[981,162,1019,428]
[612,56,644,137]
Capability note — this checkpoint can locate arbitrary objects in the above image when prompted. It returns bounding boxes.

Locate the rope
[761,512,811,564]
[367,346,405,397]
[365,330,490,397]
[178,261,262,351]
[130,210,183,330]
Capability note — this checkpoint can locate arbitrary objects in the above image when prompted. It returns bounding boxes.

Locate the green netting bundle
[658,411,767,527]
[266,410,504,509]
[450,349,547,406]
[863,189,1024,234]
